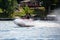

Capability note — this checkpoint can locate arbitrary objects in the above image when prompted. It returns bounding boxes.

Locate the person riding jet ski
[14,14,34,27]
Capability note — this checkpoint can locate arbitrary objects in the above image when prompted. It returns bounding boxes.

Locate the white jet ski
[14,18,34,27]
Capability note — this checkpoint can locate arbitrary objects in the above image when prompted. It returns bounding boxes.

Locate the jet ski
[14,17,34,27]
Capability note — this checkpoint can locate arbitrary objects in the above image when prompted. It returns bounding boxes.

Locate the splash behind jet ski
[14,16,60,27]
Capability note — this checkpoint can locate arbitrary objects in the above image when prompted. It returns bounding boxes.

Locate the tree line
[0,0,59,18]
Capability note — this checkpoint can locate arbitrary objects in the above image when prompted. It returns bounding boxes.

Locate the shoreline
[0,18,14,21]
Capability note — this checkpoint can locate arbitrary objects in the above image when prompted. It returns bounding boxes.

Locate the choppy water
[0,21,60,40]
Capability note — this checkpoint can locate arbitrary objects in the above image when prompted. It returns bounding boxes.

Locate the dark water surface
[0,21,60,40]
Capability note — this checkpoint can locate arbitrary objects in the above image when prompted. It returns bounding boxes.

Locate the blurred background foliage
[0,0,60,18]
[0,0,18,18]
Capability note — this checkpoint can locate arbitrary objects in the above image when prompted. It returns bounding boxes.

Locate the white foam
[14,19,60,27]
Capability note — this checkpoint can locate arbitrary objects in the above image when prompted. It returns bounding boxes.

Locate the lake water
[0,21,60,40]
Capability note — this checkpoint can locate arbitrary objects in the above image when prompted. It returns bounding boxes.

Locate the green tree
[23,5,30,14]
[0,0,18,18]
